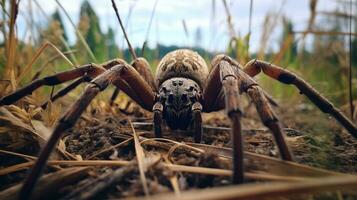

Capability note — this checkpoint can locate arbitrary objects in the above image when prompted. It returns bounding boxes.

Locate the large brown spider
[1,49,356,198]
[1,1,356,198]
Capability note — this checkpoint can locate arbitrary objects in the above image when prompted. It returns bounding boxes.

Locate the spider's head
[158,77,201,130]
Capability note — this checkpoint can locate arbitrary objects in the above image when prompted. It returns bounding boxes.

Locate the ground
[0,97,356,199]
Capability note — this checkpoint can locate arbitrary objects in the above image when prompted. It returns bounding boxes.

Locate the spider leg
[19,62,155,199]
[219,56,293,160]
[41,76,89,109]
[244,59,357,138]
[246,85,293,161]
[153,101,163,138]
[109,58,157,106]
[203,56,244,184]
[131,58,157,91]
[0,64,104,106]
[192,102,203,143]
[109,87,120,106]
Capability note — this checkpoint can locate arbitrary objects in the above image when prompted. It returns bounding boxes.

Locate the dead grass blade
[0,159,332,183]
[0,149,36,160]
[348,0,354,119]
[292,30,357,36]
[247,0,253,50]
[0,106,76,160]
[318,10,357,20]
[140,138,204,154]
[0,167,89,200]
[258,0,286,60]
[182,19,189,43]
[222,0,236,38]
[16,41,74,83]
[163,156,181,196]
[0,160,129,176]
[87,137,133,159]
[141,0,158,54]
[165,164,318,182]
[32,50,78,81]
[307,0,317,33]
[5,0,19,91]
[129,175,357,200]
[187,143,342,177]
[111,0,137,60]
[130,120,150,196]
[55,0,97,62]
[33,0,78,65]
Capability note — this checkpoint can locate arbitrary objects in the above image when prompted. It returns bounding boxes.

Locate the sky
[14,0,350,53]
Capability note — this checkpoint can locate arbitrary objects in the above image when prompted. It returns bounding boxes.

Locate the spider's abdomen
[155,49,209,89]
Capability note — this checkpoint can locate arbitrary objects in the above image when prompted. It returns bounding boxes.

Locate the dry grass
[0,0,356,199]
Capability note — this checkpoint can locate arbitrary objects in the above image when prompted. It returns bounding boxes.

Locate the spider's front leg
[0,59,139,108]
[0,63,103,106]
[203,57,244,183]
[19,62,155,199]
[109,58,157,106]
[244,60,357,138]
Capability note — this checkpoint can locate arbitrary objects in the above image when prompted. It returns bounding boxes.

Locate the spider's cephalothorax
[158,77,201,130]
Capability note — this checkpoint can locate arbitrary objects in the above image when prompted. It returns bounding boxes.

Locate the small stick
[111,0,137,60]
[292,30,357,36]
[141,0,159,54]
[348,0,354,119]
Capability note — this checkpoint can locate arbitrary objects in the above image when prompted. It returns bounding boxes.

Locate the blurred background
[0,0,356,117]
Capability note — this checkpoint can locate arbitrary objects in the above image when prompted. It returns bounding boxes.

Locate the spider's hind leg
[246,85,293,161]
[244,59,357,138]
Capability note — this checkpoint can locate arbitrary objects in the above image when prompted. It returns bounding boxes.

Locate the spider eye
[162,87,167,93]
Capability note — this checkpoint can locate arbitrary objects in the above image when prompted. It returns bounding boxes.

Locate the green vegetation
[0,0,356,109]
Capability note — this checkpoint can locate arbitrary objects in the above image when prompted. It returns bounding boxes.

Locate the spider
[1,49,356,198]
[1,1,356,198]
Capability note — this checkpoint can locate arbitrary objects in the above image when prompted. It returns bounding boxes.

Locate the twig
[87,137,133,159]
[222,0,236,37]
[33,0,78,65]
[247,0,253,49]
[130,120,150,196]
[318,10,357,20]
[141,0,158,54]
[16,41,74,82]
[128,175,357,200]
[293,30,357,36]
[32,50,78,81]
[348,0,354,119]
[0,159,331,183]
[182,19,189,46]
[111,0,137,60]
[6,0,19,91]
[0,149,36,160]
